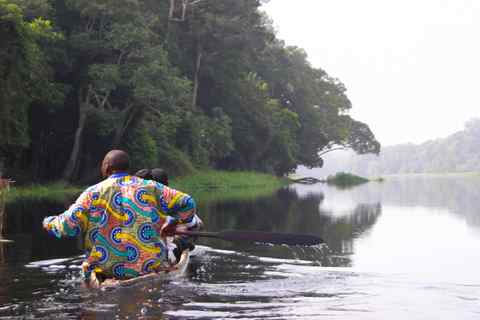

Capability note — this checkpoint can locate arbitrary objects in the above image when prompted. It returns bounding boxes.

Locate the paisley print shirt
[43,173,197,279]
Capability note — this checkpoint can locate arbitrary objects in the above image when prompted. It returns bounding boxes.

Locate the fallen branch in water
[289,177,323,184]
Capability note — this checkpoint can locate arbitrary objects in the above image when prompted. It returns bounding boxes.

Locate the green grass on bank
[326,172,369,188]
[172,170,289,203]
[5,171,288,204]
[6,183,83,203]
[172,170,287,191]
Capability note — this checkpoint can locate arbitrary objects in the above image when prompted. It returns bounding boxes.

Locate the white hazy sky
[262,0,480,146]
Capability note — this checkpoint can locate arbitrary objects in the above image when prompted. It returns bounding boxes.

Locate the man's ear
[105,164,113,177]
[101,160,111,178]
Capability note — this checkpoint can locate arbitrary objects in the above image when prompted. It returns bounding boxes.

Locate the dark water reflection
[196,188,381,267]
[1,175,480,319]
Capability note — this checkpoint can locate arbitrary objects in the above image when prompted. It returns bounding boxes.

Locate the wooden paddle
[173,229,323,246]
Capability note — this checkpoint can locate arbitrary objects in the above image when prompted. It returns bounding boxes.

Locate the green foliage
[157,147,196,177]
[222,73,279,170]
[0,0,62,159]
[0,0,379,182]
[176,108,234,167]
[171,170,288,198]
[15,0,52,19]
[326,172,369,188]
[124,116,197,176]
[130,46,192,110]
[262,105,301,175]
[124,122,158,170]
[88,64,121,93]
[203,108,234,164]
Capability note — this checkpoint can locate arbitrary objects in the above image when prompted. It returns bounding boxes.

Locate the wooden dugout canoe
[87,250,190,289]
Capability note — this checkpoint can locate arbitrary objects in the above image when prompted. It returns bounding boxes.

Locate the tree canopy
[0,0,379,182]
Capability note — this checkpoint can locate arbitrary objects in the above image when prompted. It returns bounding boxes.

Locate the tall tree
[0,0,61,174]
[0,0,380,181]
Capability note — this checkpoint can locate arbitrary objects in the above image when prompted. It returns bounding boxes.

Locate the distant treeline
[311,119,480,177]
[0,0,379,183]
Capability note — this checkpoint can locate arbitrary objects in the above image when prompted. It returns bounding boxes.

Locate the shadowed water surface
[1,175,480,319]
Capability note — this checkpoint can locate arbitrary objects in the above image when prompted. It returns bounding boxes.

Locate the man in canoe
[43,150,201,282]
[135,167,203,261]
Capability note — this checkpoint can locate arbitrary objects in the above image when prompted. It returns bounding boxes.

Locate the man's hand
[197,216,204,230]
[42,216,54,231]
[160,222,190,238]
[160,221,176,238]
[42,216,62,238]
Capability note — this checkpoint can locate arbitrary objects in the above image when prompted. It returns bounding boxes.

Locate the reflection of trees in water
[5,199,71,235]
[198,187,382,266]
[0,243,4,264]
[0,235,33,265]
[0,189,5,239]
[3,199,82,263]
[320,203,382,255]
[4,187,383,265]
[198,188,306,233]
[0,189,7,262]
[372,177,480,227]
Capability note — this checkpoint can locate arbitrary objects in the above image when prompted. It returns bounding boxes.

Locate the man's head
[151,168,168,186]
[101,150,130,178]
[135,168,169,186]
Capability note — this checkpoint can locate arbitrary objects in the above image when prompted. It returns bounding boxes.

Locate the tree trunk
[0,190,5,238]
[62,88,91,182]
[169,0,175,19]
[0,179,8,239]
[192,42,203,109]
[78,105,138,185]
[111,104,138,149]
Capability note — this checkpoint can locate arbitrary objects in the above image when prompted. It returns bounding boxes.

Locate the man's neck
[109,172,129,179]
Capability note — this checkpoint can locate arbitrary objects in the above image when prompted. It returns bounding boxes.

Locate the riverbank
[6,183,83,203]
[172,170,287,191]
[172,171,289,202]
[5,171,289,204]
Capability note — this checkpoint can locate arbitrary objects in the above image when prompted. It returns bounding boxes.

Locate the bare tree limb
[318,146,348,157]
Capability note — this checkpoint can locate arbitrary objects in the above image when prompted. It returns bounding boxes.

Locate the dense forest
[0,0,379,183]
[301,118,480,177]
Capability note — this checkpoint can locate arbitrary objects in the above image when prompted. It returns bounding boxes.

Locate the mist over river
[0,175,479,319]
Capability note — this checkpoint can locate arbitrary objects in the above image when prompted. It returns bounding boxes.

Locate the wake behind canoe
[87,250,190,289]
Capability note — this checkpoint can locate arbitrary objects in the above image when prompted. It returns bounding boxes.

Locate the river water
[0,175,479,319]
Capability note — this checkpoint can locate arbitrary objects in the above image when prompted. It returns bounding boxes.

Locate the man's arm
[155,184,200,236]
[179,213,203,231]
[43,190,91,238]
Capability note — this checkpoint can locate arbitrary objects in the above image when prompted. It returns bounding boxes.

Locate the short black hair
[135,168,151,180]
[109,150,130,171]
[151,168,168,186]
[135,168,169,186]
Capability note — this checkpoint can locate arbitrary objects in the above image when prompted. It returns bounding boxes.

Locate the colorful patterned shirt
[43,173,197,279]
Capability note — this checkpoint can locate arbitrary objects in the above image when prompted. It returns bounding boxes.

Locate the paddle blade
[218,230,323,246]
